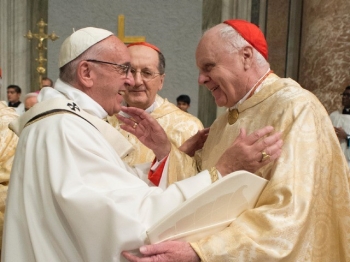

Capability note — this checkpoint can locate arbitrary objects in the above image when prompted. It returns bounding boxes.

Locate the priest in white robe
[330,86,350,167]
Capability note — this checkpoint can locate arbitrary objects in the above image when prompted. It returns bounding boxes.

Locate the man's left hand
[122,241,199,262]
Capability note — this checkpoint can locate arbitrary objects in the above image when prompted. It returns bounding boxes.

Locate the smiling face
[124,45,165,110]
[78,36,135,115]
[195,25,251,108]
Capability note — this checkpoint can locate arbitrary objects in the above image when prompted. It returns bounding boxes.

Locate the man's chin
[125,99,147,108]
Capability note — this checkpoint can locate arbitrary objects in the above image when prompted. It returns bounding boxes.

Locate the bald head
[24,93,38,111]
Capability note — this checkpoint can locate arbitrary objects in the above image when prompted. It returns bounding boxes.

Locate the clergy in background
[330,85,350,166]
[108,42,204,187]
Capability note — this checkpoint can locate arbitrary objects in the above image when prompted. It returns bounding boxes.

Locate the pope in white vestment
[1,80,213,262]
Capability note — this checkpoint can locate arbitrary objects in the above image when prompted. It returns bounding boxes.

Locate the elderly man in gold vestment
[108,42,204,187]
[0,102,18,250]
[123,19,350,262]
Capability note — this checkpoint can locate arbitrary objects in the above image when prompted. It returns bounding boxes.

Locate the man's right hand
[117,106,171,160]
[179,128,210,157]
[215,126,283,176]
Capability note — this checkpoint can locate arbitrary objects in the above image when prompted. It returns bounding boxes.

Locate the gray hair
[157,52,166,75]
[219,25,266,66]
[24,92,38,101]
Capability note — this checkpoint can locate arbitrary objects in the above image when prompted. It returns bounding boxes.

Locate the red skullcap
[127,42,161,53]
[223,19,268,60]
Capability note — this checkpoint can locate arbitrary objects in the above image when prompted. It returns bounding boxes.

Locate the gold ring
[260,151,270,162]
[133,122,138,129]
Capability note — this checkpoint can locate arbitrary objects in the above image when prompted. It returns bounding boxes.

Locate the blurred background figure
[0,101,18,254]
[24,92,38,111]
[7,85,24,115]
[330,85,350,166]
[176,94,191,113]
[41,77,54,88]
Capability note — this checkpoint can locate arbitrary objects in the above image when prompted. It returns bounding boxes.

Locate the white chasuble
[2,80,212,262]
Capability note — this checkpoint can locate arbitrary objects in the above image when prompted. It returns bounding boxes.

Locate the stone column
[0,0,31,100]
[198,0,223,127]
[299,0,350,113]
[0,0,48,100]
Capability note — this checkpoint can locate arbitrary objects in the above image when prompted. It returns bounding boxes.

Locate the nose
[198,72,210,85]
[125,72,135,87]
[133,71,144,86]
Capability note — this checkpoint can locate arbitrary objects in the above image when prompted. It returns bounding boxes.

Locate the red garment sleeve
[148,156,168,186]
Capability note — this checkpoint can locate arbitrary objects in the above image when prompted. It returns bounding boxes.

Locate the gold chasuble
[191,74,350,261]
[108,95,203,186]
[0,102,18,249]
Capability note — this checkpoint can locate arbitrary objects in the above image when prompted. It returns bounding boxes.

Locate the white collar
[39,78,108,119]
[119,99,160,117]
[230,68,271,110]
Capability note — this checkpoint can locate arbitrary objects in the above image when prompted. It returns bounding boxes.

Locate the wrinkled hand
[179,128,210,156]
[215,126,283,176]
[117,106,171,160]
[122,241,199,262]
[334,127,347,140]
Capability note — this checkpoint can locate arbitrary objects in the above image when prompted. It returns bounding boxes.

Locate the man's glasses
[341,93,350,98]
[130,68,162,82]
[86,59,131,77]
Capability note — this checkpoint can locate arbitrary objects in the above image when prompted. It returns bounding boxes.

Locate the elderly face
[25,96,38,111]
[124,45,164,110]
[84,36,135,115]
[195,25,250,108]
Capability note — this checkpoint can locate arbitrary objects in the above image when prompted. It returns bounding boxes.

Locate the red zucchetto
[223,19,268,60]
[127,42,161,53]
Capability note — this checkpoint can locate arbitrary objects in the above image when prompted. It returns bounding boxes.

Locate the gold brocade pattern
[191,74,350,261]
[0,102,18,250]
[107,95,203,186]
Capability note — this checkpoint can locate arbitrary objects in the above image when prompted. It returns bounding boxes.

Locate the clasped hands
[118,106,283,177]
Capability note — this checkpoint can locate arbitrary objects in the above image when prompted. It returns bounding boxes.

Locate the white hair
[219,25,267,66]
[24,92,38,101]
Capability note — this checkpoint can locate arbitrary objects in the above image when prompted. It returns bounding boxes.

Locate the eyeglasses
[130,68,162,81]
[341,93,350,98]
[86,59,131,77]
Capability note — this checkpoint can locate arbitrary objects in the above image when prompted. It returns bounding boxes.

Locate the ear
[76,61,94,88]
[158,73,165,91]
[242,46,254,70]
